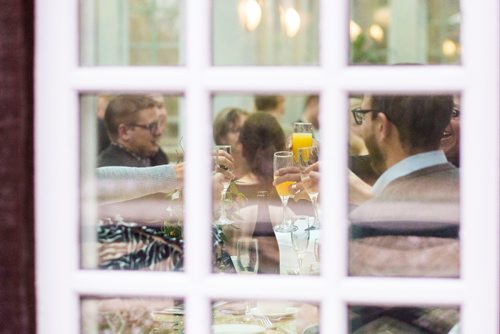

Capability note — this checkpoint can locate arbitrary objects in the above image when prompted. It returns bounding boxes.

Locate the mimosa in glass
[292,122,313,162]
[273,151,297,233]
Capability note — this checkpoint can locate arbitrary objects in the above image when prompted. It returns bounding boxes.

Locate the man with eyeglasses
[98,95,168,168]
[348,94,461,333]
[349,94,460,277]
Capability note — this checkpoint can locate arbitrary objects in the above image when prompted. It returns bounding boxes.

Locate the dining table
[149,300,319,334]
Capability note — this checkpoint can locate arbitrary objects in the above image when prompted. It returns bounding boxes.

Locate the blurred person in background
[97,94,114,154]
[236,112,286,198]
[254,94,292,136]
[213,107,249,179]
[149,94,170,165]
[234,112,287,274]
[299,95,320,140]
[439,96,460,167]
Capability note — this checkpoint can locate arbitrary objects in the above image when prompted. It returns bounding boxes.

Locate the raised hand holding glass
[298,146,320,230]
[215,145,232,225]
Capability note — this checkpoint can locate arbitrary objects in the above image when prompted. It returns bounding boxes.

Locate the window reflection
[80,94,183,271]
[349,305,460,334]
[211,94,321,275]
[80,0,183,66]
[81,297,183,333]
[212,299,319,334]
[350,0,461,65]
[348,93,461,277]
[213,0,319,66]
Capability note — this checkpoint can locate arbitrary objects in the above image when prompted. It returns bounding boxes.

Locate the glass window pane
[80,93,185,271]
[213,1,319,66]
[349,305,460,333]
[350,0,461,65]
[81,297,183,333]
[348,93,461,277]
[80,0,183,66]
[212,299,319,333]
[211,94,321,276]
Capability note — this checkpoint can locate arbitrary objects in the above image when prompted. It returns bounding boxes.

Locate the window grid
[35,0,500,333]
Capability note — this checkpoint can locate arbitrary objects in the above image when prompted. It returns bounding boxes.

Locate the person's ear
[375,112,392,141]
[117,124,130,141]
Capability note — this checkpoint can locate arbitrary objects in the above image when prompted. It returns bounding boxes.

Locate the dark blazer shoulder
[98,145,141,167]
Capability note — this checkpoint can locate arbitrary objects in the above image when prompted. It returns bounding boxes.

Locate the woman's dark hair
[239,112,286,186]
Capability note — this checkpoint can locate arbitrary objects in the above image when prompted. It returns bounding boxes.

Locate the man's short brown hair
[104,95,157,140]
[371,94,453,151]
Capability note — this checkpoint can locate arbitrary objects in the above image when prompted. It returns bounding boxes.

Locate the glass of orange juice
[273,151,298,233]
[292,122,313,162]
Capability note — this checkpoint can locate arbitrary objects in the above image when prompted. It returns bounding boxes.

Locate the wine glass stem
[281,196,289,227]
[220,188,227,221]
[310,194,319,227]
[298,254,304,274]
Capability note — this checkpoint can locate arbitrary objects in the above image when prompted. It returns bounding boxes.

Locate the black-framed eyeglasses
[351,107,378,125]
[128,121,159,135]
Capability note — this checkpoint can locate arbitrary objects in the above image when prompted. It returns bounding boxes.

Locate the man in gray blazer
[349,94,459,278]
[348,94,460,333]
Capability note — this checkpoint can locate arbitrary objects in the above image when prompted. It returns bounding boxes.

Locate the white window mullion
[36,0,80,333]
[72,67,190,92]
[74,271,189,297]
[340,66,465,92]
[205,275,325,301]
[341,278,464,305]
[35,0,500,333]
[205,67,325,92]
[461,0,500,332]
[184,0,213,333]
[320,0,350,333]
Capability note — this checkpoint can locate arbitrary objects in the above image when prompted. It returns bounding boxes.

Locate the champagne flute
[314,238,321,263]
[273,151,297,233]
[313,238,321,274]
[236,238,259,320]
[214,145,232,225]
[290,216,310,274]
[236,238,259,274]
[298,146,320,230]
[292,122,313,162]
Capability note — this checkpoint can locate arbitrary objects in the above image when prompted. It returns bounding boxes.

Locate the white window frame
[35,0,499,333]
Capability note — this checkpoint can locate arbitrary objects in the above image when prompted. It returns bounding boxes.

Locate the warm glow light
[238,0,262,32]
[350,20,362,41]
[373,7,390,27]
[282,7,301,38]
[369,24,384,42]
[442,39,458,57]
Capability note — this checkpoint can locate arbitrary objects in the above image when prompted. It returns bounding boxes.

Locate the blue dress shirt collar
[372,150,448,196]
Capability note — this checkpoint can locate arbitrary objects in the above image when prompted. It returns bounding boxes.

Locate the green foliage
[224,181,248,222]
[350,34,387,65]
